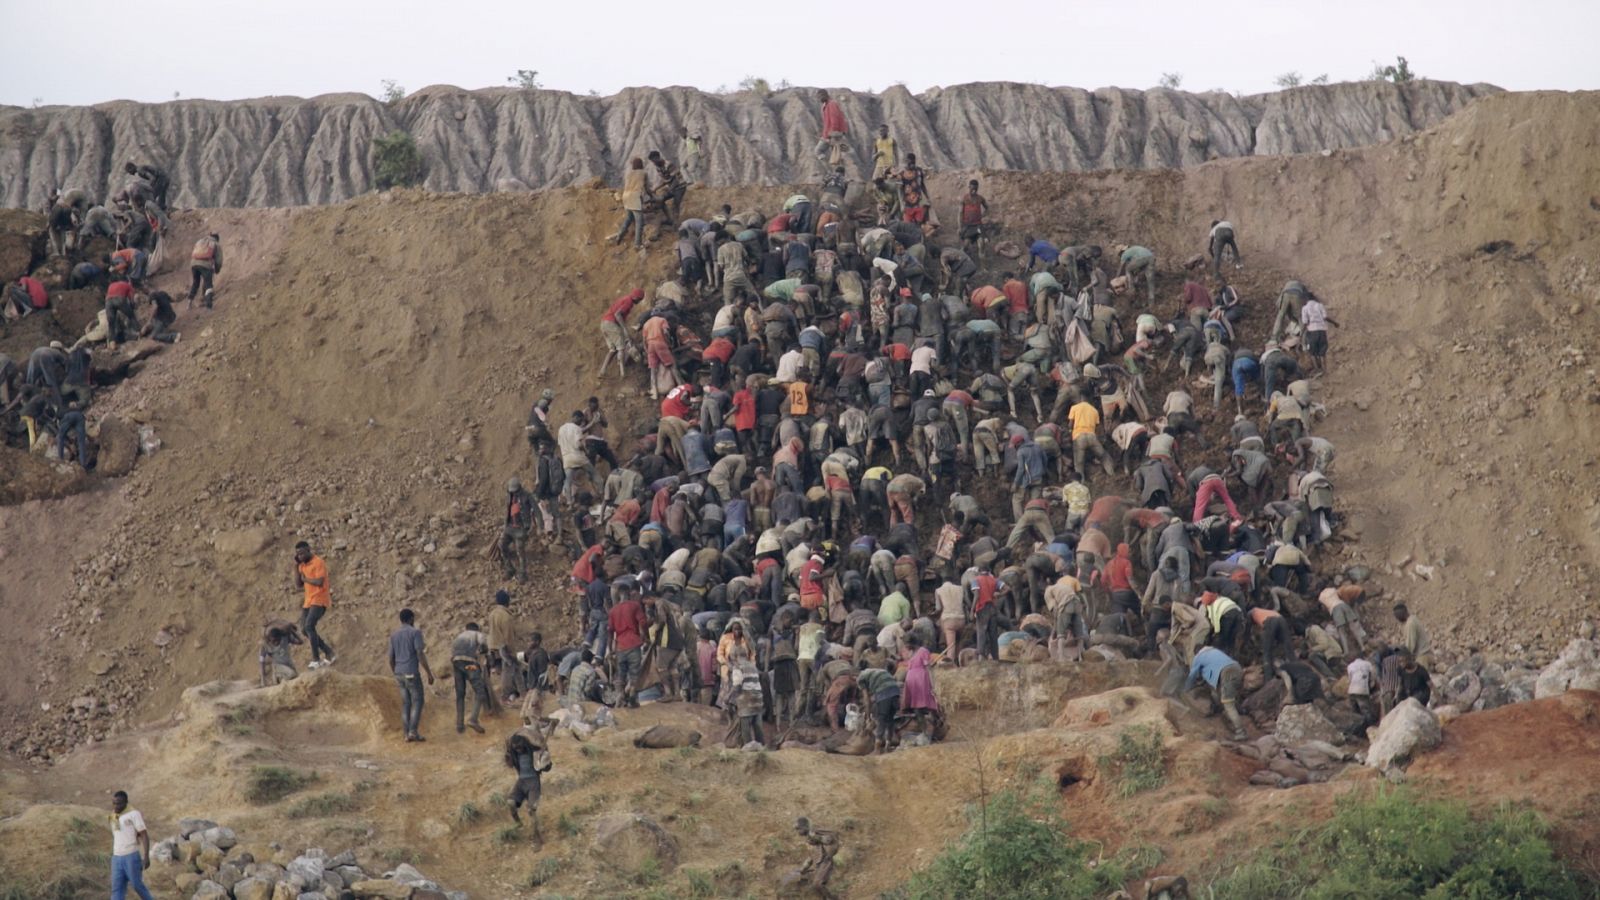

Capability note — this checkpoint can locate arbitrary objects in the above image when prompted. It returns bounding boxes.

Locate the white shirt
[111,809,146,856]
[910,345,938,375]
[1210,221,1233,237]
[775,349,805,383]
[1347,658,1376,696]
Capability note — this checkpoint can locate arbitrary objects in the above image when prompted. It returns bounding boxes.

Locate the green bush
[371,131,424,191]
[1206,786,1583,899]
[893,786,1138,900]
[245,765,317,804]
[1099,726,1168,797]
[286,792,358,819]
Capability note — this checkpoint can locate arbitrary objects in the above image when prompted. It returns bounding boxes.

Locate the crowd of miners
[2,163,223,468]
[480,89,1430,755]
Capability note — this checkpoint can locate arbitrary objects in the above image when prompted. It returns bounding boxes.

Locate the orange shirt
[299,556,331,608]
[787,381,811,416]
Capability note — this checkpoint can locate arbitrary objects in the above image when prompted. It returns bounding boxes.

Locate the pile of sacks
[147,818,466,900]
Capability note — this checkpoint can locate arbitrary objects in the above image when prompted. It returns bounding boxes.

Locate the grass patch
[379,846,417,867]
[743,787,759,804]
[579,743,601,758]
[455,801,483,827]
[222,704,258,736]
[557,812,580,838]
[1203,786,1585,899]
[245,765,317,804]
[683,867,715,897]
[286,792,358,819]
[890,783,1151,899]
[528,856,564,887]
[675,745,697,758]
[1098,726,1167,797]
[494,824,522,845]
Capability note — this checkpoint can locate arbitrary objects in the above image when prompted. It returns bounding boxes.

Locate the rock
[328,850,357,868]
[272,883,296,900]
[1365,698,1442,771]
[214,526,275,557]
[151,838,178,863]
[385,864,436,889]
[245,862,287,883]
[198,843,227,873]
[287,855,325,890]
[179,838,203,864]
[175,872,203,894]
[201,826,238,849]
[351,879,415,899]
[1274,703,1344,745]
[178,817,218,839]
[336,866,366,884]
[593,813,679,874]
[95,415,140,477]
[322,868,346,891]
[191,879,230,899]
[1534,639,1600,698]
[233,878,275,900]
[633,725,702,749]
[297,893,328,900]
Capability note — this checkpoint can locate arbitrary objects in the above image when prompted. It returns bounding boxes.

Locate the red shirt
[661,385,693,419]
[881,343,911,362]
[703,337,735,364]
[765,213,792,234]
[942,389,974,409]
[821,100,848,137]
[731,390,756,431]
[972,574,998,612]
[969,286,1002,318]
[1085,495,1127,528]
[799,559,825,608]
[1182,281,1212,311]
[1105,556,1134,592]
[20,277,47,308]
[106,281,135,301]
[603,289,642,323]
[1003,279,1028,314]
[608,599,648,652]
[1125,507,1168,529]
[570,545,603,585]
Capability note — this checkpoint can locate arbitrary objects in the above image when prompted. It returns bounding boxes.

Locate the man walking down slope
[293,541,337,668]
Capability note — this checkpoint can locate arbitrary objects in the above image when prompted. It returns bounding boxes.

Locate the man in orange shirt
[293,541,337,668]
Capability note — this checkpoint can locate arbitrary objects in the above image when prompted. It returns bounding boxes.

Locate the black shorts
[511,774,541,807]
[960,224,982,241]
[682,255,706,282]
[1305,330,1328,357]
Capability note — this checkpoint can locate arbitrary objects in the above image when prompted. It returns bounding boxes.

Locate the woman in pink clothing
[900,635,939,732]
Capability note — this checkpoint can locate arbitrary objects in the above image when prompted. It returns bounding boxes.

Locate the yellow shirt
[873,137,897,172]
[1067,402,1101,440]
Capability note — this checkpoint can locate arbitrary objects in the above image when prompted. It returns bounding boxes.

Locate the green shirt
[857,668,898,697]
[764,278,801,301]
[1121,246,1154,267]
[877,592,911,627]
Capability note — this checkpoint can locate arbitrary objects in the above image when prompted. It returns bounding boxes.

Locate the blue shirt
[1183,647,1239,692]
[1029,240,1059,262]
[1231,357,1260,395]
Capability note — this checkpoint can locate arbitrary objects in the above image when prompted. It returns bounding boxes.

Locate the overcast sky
[1,0,1595,107]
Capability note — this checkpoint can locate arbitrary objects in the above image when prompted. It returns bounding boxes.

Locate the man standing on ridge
[1208,219,1240,278]
[814,90,849,169]
[293,541,337,669]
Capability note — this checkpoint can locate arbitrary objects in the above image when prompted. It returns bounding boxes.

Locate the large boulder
[201,826,237,850]
[593,813,679,874]
[286,855,325,890]
[1534,639,1600,699]
[95,415,140,477]
[1274,703,1343,745]
[1365,699,1442,771]
[191,880,230,899]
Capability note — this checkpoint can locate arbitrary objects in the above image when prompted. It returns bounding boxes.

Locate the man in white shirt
[109,790,154,899]
[1346,656,1378,728]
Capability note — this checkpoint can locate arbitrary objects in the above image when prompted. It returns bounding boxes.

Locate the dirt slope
[2,90,1598,770]
[0,80,1497,208]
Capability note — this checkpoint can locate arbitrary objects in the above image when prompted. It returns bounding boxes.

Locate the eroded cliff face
[0,80,1497,208]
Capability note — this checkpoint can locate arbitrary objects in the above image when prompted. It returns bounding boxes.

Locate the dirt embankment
[0,80,1497,208]
[1,90,1597,772]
